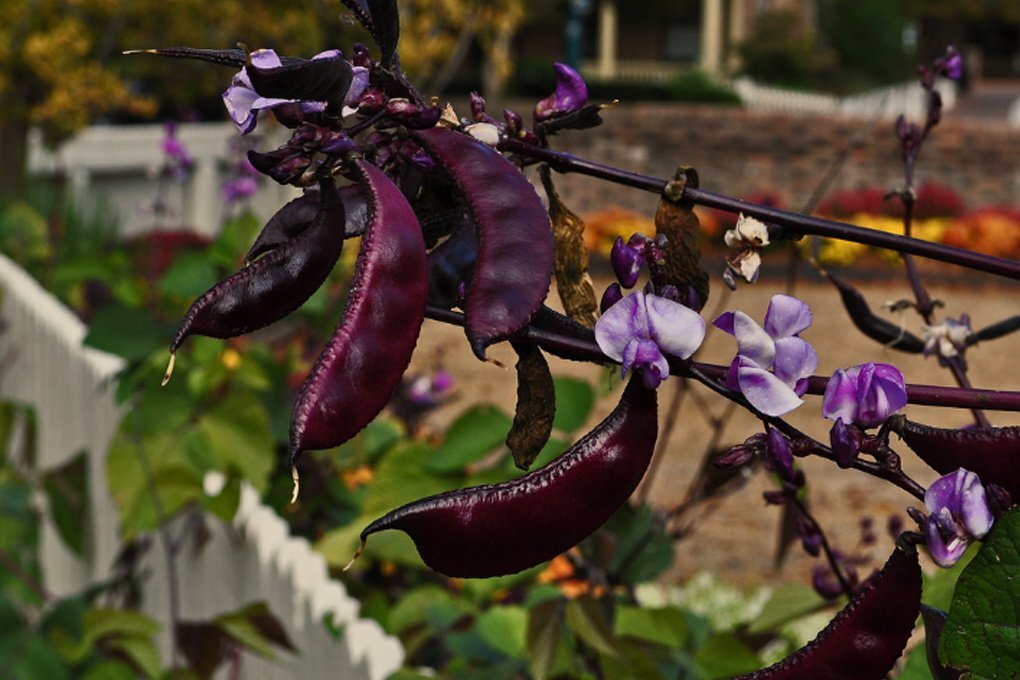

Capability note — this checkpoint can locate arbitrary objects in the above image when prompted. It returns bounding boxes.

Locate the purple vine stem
[501,139,1020,282]
[424,306,1020,414]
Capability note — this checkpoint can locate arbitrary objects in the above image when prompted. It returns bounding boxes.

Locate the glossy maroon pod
[353,375,657,578]
[828,273,925,353]
[891,416,1020,498]
[735,545,921,679]
[412,127,554,360]
[426,218,478,309]
[245,184,369,263]
[163,179,345,382]
[289,159,427,481]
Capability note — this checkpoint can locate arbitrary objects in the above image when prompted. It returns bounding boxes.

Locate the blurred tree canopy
[0,0,528,198]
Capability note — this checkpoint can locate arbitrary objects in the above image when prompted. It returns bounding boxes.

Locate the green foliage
[940,507,1020,677]
[667,70,742,105]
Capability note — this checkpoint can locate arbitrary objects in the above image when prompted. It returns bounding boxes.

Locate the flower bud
[599,283,623,313]
[767,427,794,482]
[470,91,487,121]
[611,237,644,288]
[503,108,523,136]
[714,444,754,471]
[534,63,588,122]
[352,42,373,68]
[830,418,863,468]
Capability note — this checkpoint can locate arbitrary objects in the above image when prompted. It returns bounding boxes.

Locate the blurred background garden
[1,1,1019,678]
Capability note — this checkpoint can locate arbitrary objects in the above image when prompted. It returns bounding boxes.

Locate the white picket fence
[0,252,403,679]
[734,76,959,120]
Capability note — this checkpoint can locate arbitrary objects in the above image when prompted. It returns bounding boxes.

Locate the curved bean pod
[412,127,553,360]
[164,179,345,381]
[426,218,477,309]
[828,273,925,353]
[289,159,427,470]
[892,416,1020,497]
[355,375,657,578]
[246,184,369,263]
[735,545,921,679]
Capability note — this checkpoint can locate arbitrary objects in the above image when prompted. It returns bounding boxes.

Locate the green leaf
[425,405,512,473]
[565,597,618,657]
[923,544,977,612]
[106,634,161,679]
[55,608,161,664]
[84,304,172,362]
[81,661,138,680]
[216,602,295,658]
[940,507,1020,678]
[693,632,762,678]
[121,466,203,536]
[552,377,595,433]
[42,450,89,556]
[601,638,669,680]
[475,606,528,659]
[387,585,472,635]
[158,252,218,299]
[527,600,566,680]
[195,393,273,491]
[747,582,827,635]
[603,503,674,584]
[614,605,687,648]
[364,441,457,516]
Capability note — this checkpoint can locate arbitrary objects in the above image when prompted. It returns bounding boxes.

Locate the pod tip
[486,356,507,370]
[161,353,176,387]
[123,48,157,55]
[343,538,366,572]
[290,466,300,504]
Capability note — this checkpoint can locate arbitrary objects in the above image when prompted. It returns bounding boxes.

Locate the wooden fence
[0,253,403,679]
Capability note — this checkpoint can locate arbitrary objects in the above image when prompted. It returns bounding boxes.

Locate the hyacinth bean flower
[924,468,993,567]
[723,213,769,287]
[223,49,357,134]
[595,290,706,389]
[534,63,588,122]
[713,295,818,417]
[822,362,907,429]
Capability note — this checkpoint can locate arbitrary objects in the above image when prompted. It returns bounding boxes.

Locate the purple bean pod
[735,545,921,679]
[245,184,369,263]
[891,415,1020,497]
[426,217,478,309]
[412,127,553,360]
[288,159,427,478]
[164,179,345,381]
[353,375,657,578]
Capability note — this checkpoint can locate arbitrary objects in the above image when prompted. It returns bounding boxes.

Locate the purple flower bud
[534,63,588,123]
[942,46,963,80]
[767,427,794,482]
[829,417,863,468]
[432,370,454,393]
[470,91,487,121]
[887,514,904,539]
[822,363,907,429]
[714,444,754,470]
[812,566,845,600]
[358,88,386,113]
[321,131,357,155]
[352,43,373,68]
[503,108,522,136]
[986,483,1013,517]
[797,518,821,557]
[924,468,994,568]
[600,283,623,313]
[610,237,644,288]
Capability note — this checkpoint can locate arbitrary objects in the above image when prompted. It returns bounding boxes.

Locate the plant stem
[500,140,1020,281]
[129,407,181,675]
[0,545,50,603]
[424,306,1020,413]
[789,495,855,599]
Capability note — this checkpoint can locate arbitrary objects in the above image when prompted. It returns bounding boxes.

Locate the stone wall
[541,103,1020,219]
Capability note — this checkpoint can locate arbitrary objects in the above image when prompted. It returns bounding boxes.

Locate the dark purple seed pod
[289,159,427,480]
[163,179,345,382]
[734,545,921,679]
[426,217,478,309]
[353,375,657,578]
[412,127,553,360]
[828,273,925,353]
[245,184,369,263]
[891,416,1020,498]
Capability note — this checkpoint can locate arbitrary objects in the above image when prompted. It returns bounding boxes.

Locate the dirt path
[404,275,1020,588]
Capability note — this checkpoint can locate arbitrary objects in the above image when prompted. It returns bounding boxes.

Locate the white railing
[733,77,958,120]
[1008,96,1020,127]
[0,253,402,679]
[27,122,299,240]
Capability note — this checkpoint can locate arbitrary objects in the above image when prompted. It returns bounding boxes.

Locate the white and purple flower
[595,291,706,390]
[822,362,907,429]
[924,468,993,567]
[713,295,818,416]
